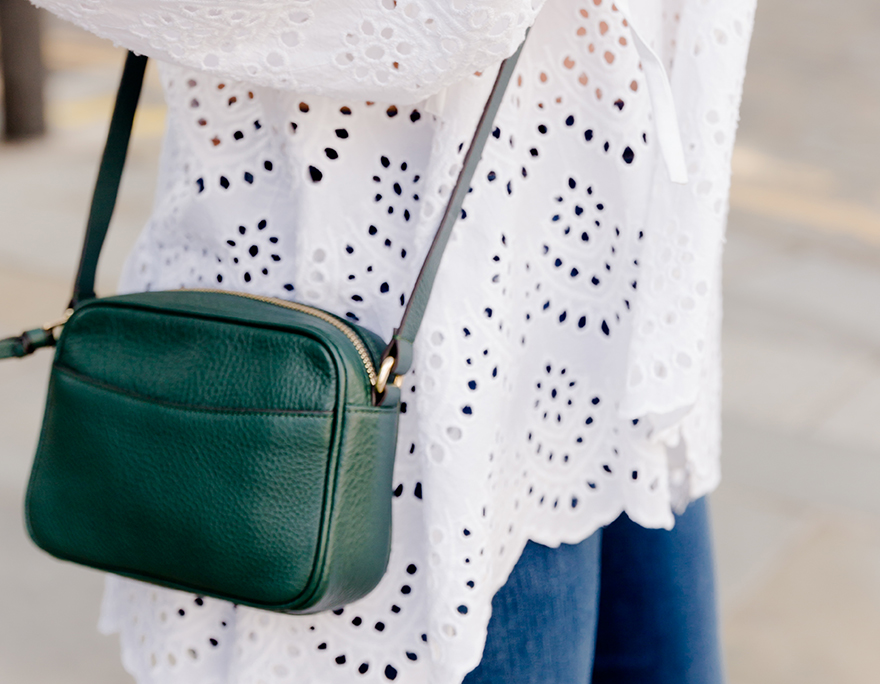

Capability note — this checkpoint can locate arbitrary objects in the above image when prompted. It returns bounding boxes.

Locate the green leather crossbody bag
[0,43,524,612]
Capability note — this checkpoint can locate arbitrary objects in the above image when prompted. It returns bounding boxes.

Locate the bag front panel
[27,366,339,606]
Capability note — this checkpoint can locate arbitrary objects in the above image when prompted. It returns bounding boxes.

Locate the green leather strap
[71,51,147,307]
[7,39,525,363]
[0,327,56,359]
[0,52,146,360]
[389,39,526,372]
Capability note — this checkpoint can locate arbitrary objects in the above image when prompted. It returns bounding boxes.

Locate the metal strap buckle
[42,308,74,334]
[375,356,402,394]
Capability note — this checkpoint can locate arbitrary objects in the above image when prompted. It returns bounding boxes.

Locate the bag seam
[53,365,334,417]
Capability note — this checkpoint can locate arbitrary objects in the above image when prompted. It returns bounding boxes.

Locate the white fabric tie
[615,0,689,184]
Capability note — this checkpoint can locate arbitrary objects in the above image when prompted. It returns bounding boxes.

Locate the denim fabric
[591,497,724,684]
[463,531,603,684]
[463,498,723,684]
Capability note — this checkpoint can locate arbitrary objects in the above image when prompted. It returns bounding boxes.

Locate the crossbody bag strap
[0,51,146,360]
[1,38,525,362]
[380,40,525,385]
[71,51,148,308]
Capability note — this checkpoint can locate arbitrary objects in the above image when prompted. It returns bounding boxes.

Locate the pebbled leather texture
[25,290,399,612]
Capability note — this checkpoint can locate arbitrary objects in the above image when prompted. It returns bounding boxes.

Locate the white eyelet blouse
[32,0,756,682]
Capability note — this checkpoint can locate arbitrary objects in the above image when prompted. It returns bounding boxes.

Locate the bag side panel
[295,393,401,613]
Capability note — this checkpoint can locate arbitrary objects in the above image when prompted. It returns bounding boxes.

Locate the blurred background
[1,1,879,682]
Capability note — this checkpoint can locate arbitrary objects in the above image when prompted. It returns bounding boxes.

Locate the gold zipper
[186,289,378,386]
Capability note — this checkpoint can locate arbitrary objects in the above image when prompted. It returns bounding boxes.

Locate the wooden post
[0,0,46,140]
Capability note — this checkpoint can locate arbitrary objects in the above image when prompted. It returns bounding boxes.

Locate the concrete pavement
[716,1,880,681]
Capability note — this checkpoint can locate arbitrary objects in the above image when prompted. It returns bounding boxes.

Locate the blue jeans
[463,498,723,684]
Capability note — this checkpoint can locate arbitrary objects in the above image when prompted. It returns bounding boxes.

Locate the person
[30,0,756,681]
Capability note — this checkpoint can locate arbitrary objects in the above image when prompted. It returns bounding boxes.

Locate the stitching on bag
[344,407,398,414]
[54,365,335,417]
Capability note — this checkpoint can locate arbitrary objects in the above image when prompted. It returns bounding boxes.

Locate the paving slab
[817,372,880,454]
[723,513,880,684]
[710,483,815,611]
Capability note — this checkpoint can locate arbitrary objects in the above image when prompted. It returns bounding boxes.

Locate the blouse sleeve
[31,0,541,102]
